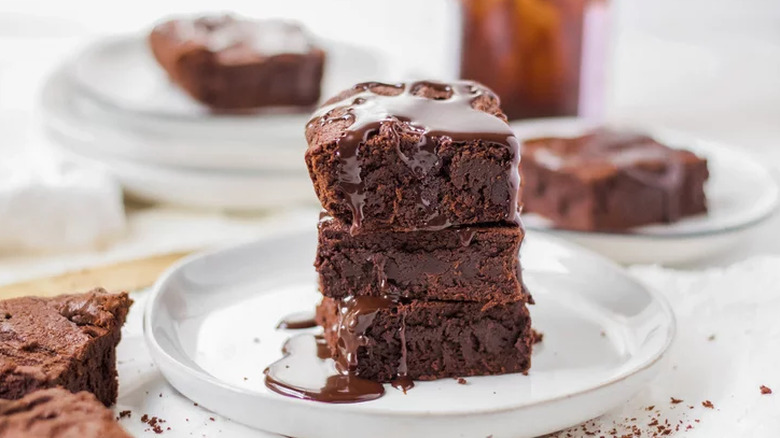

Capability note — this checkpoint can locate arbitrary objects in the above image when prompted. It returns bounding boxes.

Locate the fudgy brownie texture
[0,289,133,406]
[522,129,709,231]
[316,296,533,382]
[0,387,131,438]
[149,15,324,110]
[305,80,522,233]
[316,214,529,306]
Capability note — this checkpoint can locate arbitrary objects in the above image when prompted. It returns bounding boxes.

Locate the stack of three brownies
[305,80,534,385]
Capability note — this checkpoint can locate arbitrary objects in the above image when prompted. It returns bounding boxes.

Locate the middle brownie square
[316,215,528,306]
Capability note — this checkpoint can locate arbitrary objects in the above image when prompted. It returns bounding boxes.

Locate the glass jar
[459,0,609,120]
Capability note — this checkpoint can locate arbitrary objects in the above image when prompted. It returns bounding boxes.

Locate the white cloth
[554,257,780,437]
[0,157,125,252]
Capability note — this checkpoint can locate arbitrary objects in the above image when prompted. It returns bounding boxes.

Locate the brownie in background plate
[305,80,522,233]
[316,296,533,382]
[522,129,708,231]
[149,15,325,110]
[0,387,131,438]
[0,289,132,406]
[316,214,529,306]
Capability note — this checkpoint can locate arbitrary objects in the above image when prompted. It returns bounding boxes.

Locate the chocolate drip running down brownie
[522,129,709,231]
[305,80,521,233]
[316,296,533,382]
[0,387,132,438]
[316,214,529,306]
[149,15,325,110]
[0,289,133,406]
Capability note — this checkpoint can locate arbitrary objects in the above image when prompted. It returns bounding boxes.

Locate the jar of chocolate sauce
[458,0,609,120]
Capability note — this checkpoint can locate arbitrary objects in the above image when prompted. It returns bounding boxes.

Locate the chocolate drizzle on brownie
[276,311,317,330]
[531,129,687,222]
[308,80,521,233]
[263,334,385,403]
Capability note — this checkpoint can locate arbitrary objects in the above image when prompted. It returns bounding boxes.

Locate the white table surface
[1,1,779,436]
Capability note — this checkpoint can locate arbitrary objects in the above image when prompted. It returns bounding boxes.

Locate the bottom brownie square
[316,296,533,382]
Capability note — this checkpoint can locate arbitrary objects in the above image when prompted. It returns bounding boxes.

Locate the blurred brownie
[522,129,708,231]
[316,296,533,382]
[0,387,131,438]
[0,289,132,406]
[316,214,528,305]
[305,80,522,233]
[149,15,325,110]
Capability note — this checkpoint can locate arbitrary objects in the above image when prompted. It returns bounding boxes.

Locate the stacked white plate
[39,34,388,211]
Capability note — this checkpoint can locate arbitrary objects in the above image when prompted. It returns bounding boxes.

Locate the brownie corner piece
[305,80,522,232]
[0,387,132,438]
[149,15,325,109]
[521,129,709,231]
[0,289,133,406]
[316,214,528,305]
[316,296,533,382]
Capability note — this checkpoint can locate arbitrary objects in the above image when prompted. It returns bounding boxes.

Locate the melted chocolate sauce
[264,334,385,403]
[331,296,395,372]
[308,80,521,233]
[266,297,418,403]
[276,311,317,330]
[535,129,686,221]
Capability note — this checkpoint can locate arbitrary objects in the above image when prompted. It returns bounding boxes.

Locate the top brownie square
[304,80,521,233]
[521,129,709,231]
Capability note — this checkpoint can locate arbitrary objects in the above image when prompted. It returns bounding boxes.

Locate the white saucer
[512,118,780,265]
[145,228,675,438]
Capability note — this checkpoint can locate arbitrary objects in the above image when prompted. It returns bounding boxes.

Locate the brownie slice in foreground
[522,129,709,231]
[0,387,131,438]
[0,289,132,406]
[149,15,325,110]
[316,296,533,382]
[317,214,529,305]
[305,80,522,233]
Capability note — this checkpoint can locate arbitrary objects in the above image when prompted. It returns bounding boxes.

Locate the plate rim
[143,226,676,418]
[511,118,780,240]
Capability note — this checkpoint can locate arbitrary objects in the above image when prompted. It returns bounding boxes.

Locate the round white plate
[512,118,780,265]
[145,228,675,438]
[41,34,386,172]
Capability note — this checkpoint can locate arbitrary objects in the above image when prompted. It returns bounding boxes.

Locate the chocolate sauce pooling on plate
[264,334,384,403]
[265,297,416,402]
[276,311,317,330]
[308,80,521,232]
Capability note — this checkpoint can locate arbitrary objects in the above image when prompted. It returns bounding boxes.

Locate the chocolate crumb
[193,402,199,407]
[141,414,149,423]
[457,377,468,385]
[118,410,131,419]
[209,417,215,421]
[760,385,772,395]
[702,400,714,409]
[646,405,655,411]
[532,330,544,344]
[670,397,683,404]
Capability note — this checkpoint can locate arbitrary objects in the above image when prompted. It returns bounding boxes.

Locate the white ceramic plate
[145,228,675,438]
[512,118,780,265]
[41,34,386,172]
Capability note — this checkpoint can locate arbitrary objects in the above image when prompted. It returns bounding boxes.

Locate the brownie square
[0,289,133,406]
[149,15,325,110]
[316,214,528,306]
[316,296,533,382]
[521,129,709,231]
[305,80,522,233]
[0,387,131,438]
